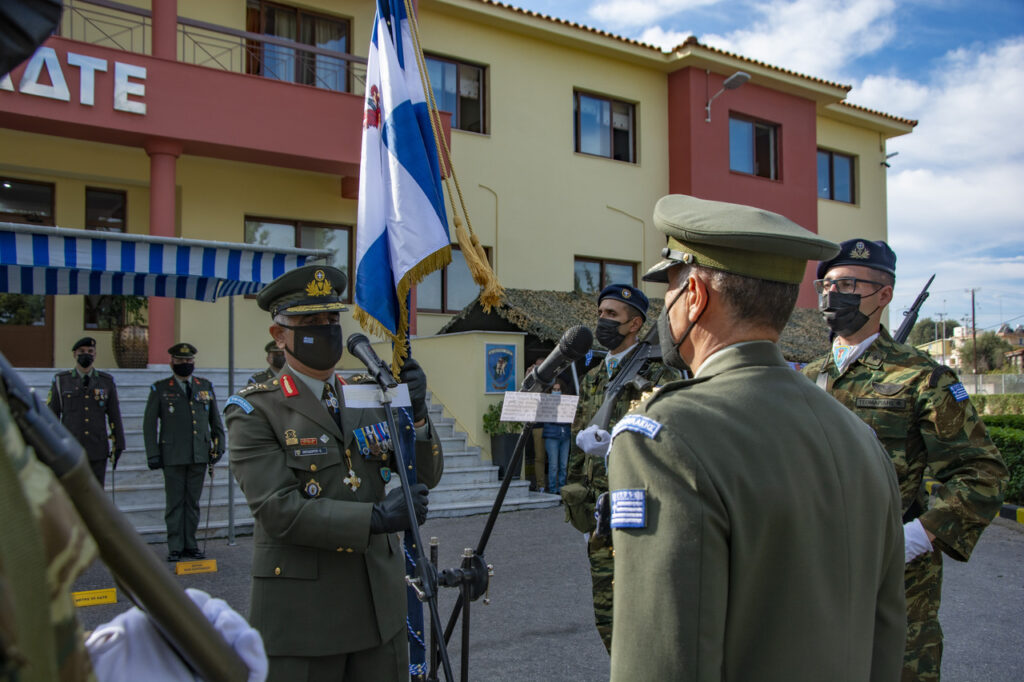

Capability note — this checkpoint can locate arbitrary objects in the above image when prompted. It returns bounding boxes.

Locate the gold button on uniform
[310,463,318,472]
[274,567,281,576]
[336,547,345,552]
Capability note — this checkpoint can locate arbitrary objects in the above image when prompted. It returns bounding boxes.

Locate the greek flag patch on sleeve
[226,395,254,414]
[948,383,969,402]
[610,489,647,529]
[611,414,663,440]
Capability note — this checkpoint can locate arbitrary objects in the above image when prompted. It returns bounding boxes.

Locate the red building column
[145,138,181,366]
[152,0,178,61]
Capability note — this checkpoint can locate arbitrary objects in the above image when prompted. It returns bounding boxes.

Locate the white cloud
[588,0,720,29]
[698,0,897,81]
[636,25,694,50]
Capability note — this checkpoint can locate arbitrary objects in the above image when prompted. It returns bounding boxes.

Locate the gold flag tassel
[404,0,503,312]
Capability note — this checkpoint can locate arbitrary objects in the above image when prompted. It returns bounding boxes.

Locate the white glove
[903,518,933,563]
[86,588,268,682]
[576,425,611,459]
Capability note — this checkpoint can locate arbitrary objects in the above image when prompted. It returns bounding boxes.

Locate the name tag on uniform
[610,489,647,529]
[611,414,662,440]
[855,398,907,409]
[949,383,969,402]
[293,447,328,457]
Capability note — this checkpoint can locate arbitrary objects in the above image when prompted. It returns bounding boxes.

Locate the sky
[509,0,1024,336]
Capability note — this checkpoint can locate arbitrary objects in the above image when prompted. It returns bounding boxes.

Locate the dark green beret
[257,265,349,317]
[72,337,96,351]
[643,195,839,284]
[264,341,282,353]
[168,342,197,358]
[816,238,896,279]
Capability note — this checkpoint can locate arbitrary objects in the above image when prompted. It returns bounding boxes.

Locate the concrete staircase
[17,366,558,543]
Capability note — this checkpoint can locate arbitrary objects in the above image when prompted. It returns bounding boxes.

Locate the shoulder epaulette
[237,381,277,397]
[54,370,72,378]
[96,370,114,380]
[928,365,957,388]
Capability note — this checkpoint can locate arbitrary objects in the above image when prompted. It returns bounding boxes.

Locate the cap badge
[621,288,631,298]
[850,241,871,260]
[306,269,332,297]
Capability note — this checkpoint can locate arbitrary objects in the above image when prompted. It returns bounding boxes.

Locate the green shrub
[988,426,1024,506]
[972,394,1024,415]
[982,414,1024,430]
[482,399,523,436]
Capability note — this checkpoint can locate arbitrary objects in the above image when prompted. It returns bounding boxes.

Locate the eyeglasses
[813,277,886,295]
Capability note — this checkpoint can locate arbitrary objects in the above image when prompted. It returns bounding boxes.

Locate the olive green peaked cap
[643,194,840,284]
[257,264,349,317]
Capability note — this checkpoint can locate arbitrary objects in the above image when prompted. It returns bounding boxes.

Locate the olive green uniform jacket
[47,369,125,463]
[143,376,225,467]
[609,342,906,682]
[224,371,443,658]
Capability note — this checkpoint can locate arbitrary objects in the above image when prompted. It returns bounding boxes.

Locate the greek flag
[355,0,450,355]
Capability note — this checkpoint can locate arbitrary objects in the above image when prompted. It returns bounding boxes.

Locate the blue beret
[599,284,649,318]
[816,238,896,279]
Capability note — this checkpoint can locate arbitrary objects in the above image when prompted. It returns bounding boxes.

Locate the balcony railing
[60,0,368,95]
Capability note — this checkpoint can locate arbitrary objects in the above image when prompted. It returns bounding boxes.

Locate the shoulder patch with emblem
[611,414,663,440]
[948,382,969,402]
[610,489,646,529]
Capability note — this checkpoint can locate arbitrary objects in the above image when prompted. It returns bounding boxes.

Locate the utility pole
[936,312,947,365]
[966,288,981,390]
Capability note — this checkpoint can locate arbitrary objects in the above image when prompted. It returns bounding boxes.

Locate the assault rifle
[893,274,935,344]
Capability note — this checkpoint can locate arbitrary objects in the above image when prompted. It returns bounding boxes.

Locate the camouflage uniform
[562,346,673,652]
[804,327,1007,681]
[1,386,97,682]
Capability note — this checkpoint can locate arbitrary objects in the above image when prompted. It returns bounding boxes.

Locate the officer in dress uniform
[560,284,675,652]
[143,343,225,562]
[47,337,125,485]
[607,195,907,681]
[248,340,286,386]
[804,239,1008,681]
[224,264,444,682]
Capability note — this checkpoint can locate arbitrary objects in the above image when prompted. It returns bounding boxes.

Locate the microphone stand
[374,381,455,682]
[429,420,536,681]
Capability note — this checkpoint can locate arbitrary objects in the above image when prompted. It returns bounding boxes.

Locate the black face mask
[657,286,703,373]
[76,354,94,369]
[172,362,195,378]
[279,323,344,371]
[595,318,630,351]
[819,291,870,337]
[269,353,286,370]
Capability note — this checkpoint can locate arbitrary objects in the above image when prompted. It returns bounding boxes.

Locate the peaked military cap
[816,238,896,279]
[257,264,349,317]
[264,340,282,353]
[72,336,96,351]
[643,194,840,285]
[168,342,197,359]
[599,284,649,319]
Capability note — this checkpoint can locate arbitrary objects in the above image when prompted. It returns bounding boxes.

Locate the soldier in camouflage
[561,284,675,652]
[804,238,1008,682]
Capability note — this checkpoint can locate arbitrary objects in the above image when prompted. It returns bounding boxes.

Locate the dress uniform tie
[185,381,192,401]
[322,383,343,432]
[82,373,90,388]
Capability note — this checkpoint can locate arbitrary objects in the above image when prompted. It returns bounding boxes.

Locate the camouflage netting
[439,288,832,363]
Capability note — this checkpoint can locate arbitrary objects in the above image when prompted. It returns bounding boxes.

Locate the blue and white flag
[355,0,450,362]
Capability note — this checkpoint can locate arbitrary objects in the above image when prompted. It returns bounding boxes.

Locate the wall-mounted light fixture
[881,151,899,167]
[705,71,750,123]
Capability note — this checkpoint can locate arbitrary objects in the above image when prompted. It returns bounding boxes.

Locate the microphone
[346,333,398,389]
[521,325,593,393]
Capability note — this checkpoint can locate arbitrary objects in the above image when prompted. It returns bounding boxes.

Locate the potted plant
[110,295,149,369]
[483,399,523,480]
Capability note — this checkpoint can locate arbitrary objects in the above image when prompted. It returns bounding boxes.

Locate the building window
[244,217,353,300]
[729,116,778,179]
[817,150,855,203]
[417,245,490,313]
[574,257,637,295]
[84,188,128,330]
[424,54,485,133]
[0,178,53,327]
[246,1,351,93]
[574,92,636,163]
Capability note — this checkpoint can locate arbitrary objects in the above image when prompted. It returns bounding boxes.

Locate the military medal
[304,477,322,498]
[169,405,174,414]
[285,429,298,446]
[343,451,361,492]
